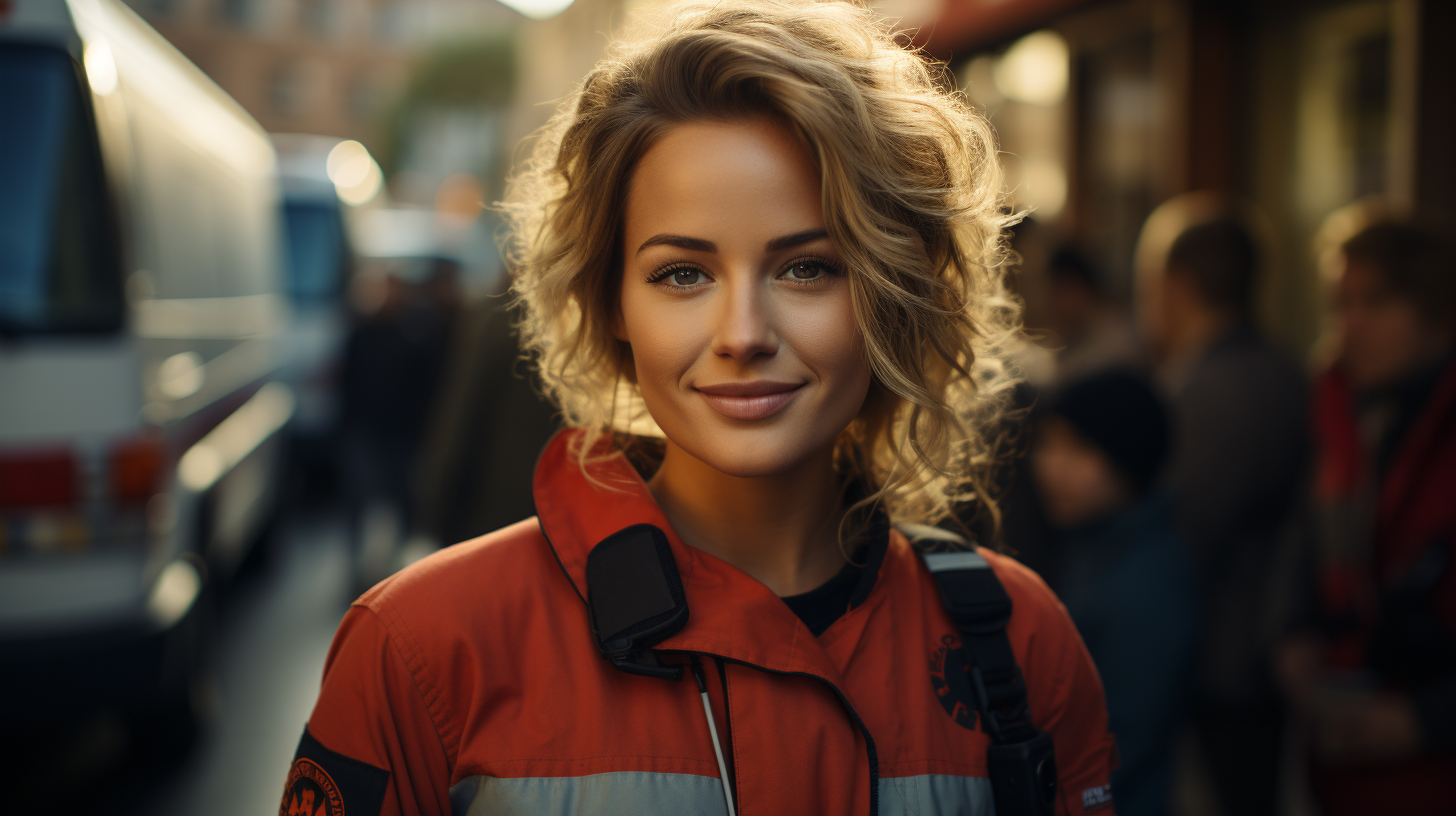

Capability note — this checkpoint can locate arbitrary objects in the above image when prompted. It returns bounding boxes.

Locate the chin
[668,419,833,478]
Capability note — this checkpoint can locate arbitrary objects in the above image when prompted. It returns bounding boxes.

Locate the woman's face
[616,118,872,478]
[1336,257,1450,390]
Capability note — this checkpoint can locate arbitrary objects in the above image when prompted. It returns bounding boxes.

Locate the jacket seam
[365,601,457,777]
[719,657,740,812]
[878,760,991,775]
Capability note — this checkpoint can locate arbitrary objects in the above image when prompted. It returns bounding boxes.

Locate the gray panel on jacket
[450,771,727,816]
[450,771,994,816]
[879,774,996,816]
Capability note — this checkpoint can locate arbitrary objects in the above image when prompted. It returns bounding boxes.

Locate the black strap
[922,550,1038,744]
[922,548,1059,816]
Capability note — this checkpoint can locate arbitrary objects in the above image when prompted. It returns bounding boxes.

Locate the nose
[709,275,779,363]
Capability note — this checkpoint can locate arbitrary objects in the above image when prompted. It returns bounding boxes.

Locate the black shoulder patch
[280,727,390,816]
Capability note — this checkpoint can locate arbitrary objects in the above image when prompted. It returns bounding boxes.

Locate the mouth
[694,380,804,421]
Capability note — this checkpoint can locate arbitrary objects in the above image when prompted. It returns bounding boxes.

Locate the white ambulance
[0,0,290,734]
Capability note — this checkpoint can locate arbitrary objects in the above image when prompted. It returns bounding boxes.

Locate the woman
[281,2,1115,814]
[1282,215,1456,816]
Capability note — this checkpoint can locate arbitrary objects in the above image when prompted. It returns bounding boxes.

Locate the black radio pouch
[921,548,1058,816]
[585,524,689,680]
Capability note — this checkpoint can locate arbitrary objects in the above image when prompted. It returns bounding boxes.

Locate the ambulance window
[283,200,348,306]
[0,44,122,336]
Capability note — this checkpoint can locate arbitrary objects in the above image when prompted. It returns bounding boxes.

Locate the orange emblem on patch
[282,758,344,816]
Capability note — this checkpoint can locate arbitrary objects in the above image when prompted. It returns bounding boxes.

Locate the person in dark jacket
[413,287,561,546]
[1034,369,1198,816]
[1281,215,1456,816]
[1136,194,1309,815]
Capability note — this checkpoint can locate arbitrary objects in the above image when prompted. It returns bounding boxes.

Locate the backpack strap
[922,550,1036,743]
[920,547,1058,816]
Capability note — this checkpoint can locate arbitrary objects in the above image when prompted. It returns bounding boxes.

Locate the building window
[218,0,256,29]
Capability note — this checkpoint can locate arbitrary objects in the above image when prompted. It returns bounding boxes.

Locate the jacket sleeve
[993,555,1119,816]
[280,604,454,816]
[1043,604,1119,816]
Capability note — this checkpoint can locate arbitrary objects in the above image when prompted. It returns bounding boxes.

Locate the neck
[647,439,847,597]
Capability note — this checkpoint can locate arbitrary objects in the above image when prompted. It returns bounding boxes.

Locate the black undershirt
[780,563,863,636]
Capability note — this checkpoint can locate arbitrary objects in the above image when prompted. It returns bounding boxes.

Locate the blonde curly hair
[500,0,1022,535]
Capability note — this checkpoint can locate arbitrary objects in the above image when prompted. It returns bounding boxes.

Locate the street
[130,512,352,816]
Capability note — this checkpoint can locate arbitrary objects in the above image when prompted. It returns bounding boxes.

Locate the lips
[694,380,804,420]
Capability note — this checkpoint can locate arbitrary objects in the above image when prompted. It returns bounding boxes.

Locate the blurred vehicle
[0,0,289,739]
[272,134,360,504]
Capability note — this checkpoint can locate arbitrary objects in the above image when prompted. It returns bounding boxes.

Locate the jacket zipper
[540,517,880,813]
[713,657,739,813]
[687,651,880,816]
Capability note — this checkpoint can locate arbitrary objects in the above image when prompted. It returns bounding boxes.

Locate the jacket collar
[532,429,891,678]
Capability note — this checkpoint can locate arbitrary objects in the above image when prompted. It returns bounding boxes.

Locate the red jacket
[1310,360,1456,816]
[282,430,1117,815]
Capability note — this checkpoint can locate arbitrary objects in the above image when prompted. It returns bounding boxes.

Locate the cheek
[619,290,705,388]
[783,289,868,386]
[1059,452,1114,508]
[1350,306,1419,367]
[1033,446,1078,497]
[1061,457,1097,498]
[1032,448,1063,494]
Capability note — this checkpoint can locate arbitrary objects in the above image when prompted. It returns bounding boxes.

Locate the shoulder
[976,549,1119,807]
[363,516,554,594]
[895,531,1068,635]
[1195,331,1307,401]
[978,548,1066,629]
[354,517,577,654]
[977,547,1103,698]
[912,543,1086,678]
[982,551,1087,676]
[332,517,585,746]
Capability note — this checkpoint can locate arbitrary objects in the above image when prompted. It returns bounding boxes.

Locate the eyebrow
[766,228,830,252]
[635,228,830,256]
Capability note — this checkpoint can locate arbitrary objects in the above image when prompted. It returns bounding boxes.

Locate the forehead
[622,118,824,244]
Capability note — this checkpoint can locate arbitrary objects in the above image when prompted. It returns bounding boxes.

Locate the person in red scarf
[1281,216,1456,815]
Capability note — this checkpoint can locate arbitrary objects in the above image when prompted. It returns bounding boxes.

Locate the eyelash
[644,256,845,287]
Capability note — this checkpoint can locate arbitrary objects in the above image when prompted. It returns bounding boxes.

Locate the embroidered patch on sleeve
[280,727,390,816]
[1081,782,1114,813]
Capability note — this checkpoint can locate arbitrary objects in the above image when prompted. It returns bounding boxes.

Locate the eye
[780,259,837,283]
[648,265,711,287]
[669,268,706,286]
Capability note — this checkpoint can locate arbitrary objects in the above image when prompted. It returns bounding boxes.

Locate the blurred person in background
[1281,216,1456,816]
[414,276,561,547]
[1136,194,1309,816]
[1034,369,1197,816]
[339,267,453,590]
[1045,248,1145,383]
